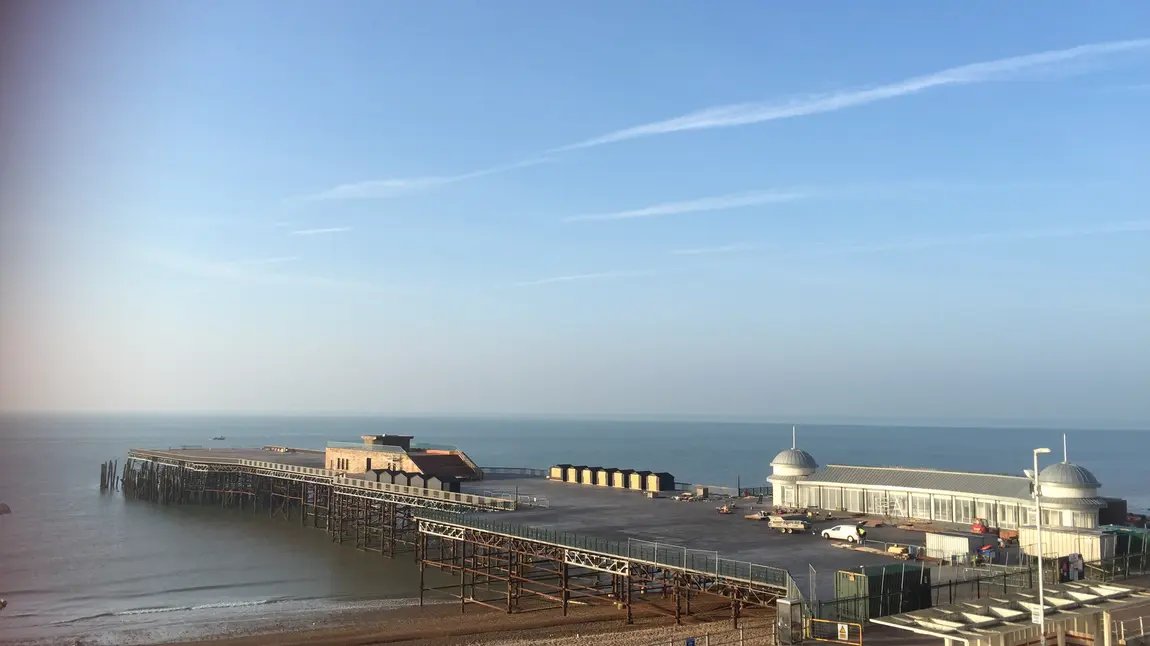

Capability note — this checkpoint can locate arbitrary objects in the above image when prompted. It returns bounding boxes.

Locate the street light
[1033,447,1051,645]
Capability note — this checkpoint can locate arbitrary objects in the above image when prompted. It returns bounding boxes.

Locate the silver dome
[770,448,818,469]
[1039,462,1100,488]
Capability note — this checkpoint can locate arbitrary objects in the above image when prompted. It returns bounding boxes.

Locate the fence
[414,509,796,590]
[635,624,777,646]
[808,619,863,645]
[1114,616,1150,644]
[810,566,1032,623]
[480,466,548,478]
[1084,546,1150,582]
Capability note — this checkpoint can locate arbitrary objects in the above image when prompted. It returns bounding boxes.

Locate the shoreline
[162,598,777,646]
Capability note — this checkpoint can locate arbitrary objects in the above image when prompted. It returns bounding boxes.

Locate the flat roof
[871,580,1150,643]
[460,476,928,600]
[799,464,1034,501]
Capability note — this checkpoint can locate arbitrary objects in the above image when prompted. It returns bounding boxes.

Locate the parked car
[821,523,863,543]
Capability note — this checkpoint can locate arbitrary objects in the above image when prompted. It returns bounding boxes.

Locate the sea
[0,414,1147,644]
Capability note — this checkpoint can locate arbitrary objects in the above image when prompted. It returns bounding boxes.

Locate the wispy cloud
[143,249,373,291]
[798,220,1150,258]
[290,227,352,236]
[670,243,761,256]
[294,157,553,202]
[564,189,804,223]
[228,256,300,266]
[558,39,1150,151]
[514,270,655,287]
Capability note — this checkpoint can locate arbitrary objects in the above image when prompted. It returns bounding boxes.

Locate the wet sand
[168,599,777,646]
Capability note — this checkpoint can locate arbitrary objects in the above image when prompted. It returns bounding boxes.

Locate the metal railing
[635,624,777,646]
[331,475,516,511]
[325,441,406,453]
[126,449,515,511]
[1113,616,1149,643]
[414,509,794,590]
[481,466,548,477]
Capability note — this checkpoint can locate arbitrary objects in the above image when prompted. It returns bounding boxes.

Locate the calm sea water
[1,414,1147,644]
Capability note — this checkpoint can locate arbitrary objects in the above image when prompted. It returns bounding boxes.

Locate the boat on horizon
[211,436,225,441]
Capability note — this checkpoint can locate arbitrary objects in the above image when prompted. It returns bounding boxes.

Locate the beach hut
[567,465,586,483]
[646,472,675,492]
[393,472,413,487]
[440,477,463,493]
[580,467,599,485]
[630,470,652,490]
[612,469,635,489]
[549,464,572,480]
[596,468,618,487]
[425,475,444,491]
[408,474,427,489]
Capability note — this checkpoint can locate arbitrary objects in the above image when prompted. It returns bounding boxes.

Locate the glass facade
[789,481,1099,529]
[933,496,953,522]
[911,494,931,519]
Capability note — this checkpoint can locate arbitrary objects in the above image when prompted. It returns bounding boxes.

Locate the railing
[126,449,515,511]
[130,449,243,465]
[335,476,516,511]
[811,566,1033,623]
[414,509,794,590]
[635,624,777,646]
[325,441,406,453]
[480,466,548,477]
[1113,615,1149,643]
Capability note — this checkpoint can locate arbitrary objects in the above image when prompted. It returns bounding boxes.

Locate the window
[866,490,886,514]
[933,496,953,522]
[1074,511,1097,528]
[888,492,909,517]
[911,494,931,519]
[954,499,974,524]
[976,500,996,525]
[997,502,1019,529]
[1025,507,1036,525]
[846,489,864,513]
[799,486,819,508]
[822,487,843,510]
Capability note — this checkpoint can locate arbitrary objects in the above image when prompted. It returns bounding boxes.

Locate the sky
[1,2,1149,425]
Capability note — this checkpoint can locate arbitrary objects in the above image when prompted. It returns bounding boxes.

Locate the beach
[164,600,778,646]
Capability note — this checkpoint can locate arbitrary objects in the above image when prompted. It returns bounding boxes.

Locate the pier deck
[467,476,927,600]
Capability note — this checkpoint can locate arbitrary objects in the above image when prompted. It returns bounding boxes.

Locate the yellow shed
[646,472,675,492]
[596,468,618,487]
[550,464,571,480]
[580,467,599,485]
[567,465,586,483]
[630,470,652,490]
[613,469,635,488]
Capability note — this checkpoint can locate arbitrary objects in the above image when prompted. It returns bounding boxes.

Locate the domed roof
[1039,462,1100,488]
[771,448,818,469]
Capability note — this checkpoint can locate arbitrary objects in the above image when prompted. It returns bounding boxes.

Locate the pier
[415,510,796,627]
[119,447,515,557]
[111,445,813,630]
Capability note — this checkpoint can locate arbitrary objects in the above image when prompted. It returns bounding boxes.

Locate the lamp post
[1033,447,1051,646]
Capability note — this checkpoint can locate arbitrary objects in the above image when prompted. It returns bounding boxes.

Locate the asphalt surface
[465,477,930,599]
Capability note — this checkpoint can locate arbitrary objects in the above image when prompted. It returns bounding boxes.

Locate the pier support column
[625,575,633,625]
[419,533,427,607]
[506,549,516,613]
[674,583,682,625]
[459,539,467,614]
[561,561,569,616]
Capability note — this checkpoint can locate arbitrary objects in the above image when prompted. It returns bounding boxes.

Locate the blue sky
[2,2,1149,424]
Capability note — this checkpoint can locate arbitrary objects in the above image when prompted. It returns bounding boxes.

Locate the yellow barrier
[808,618,863,645]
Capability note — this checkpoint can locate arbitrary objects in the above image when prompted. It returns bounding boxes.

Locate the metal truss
[564,548,630,575]
[336,487,474,513]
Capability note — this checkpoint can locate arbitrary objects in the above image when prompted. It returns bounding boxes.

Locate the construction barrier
[808,618,863,645]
